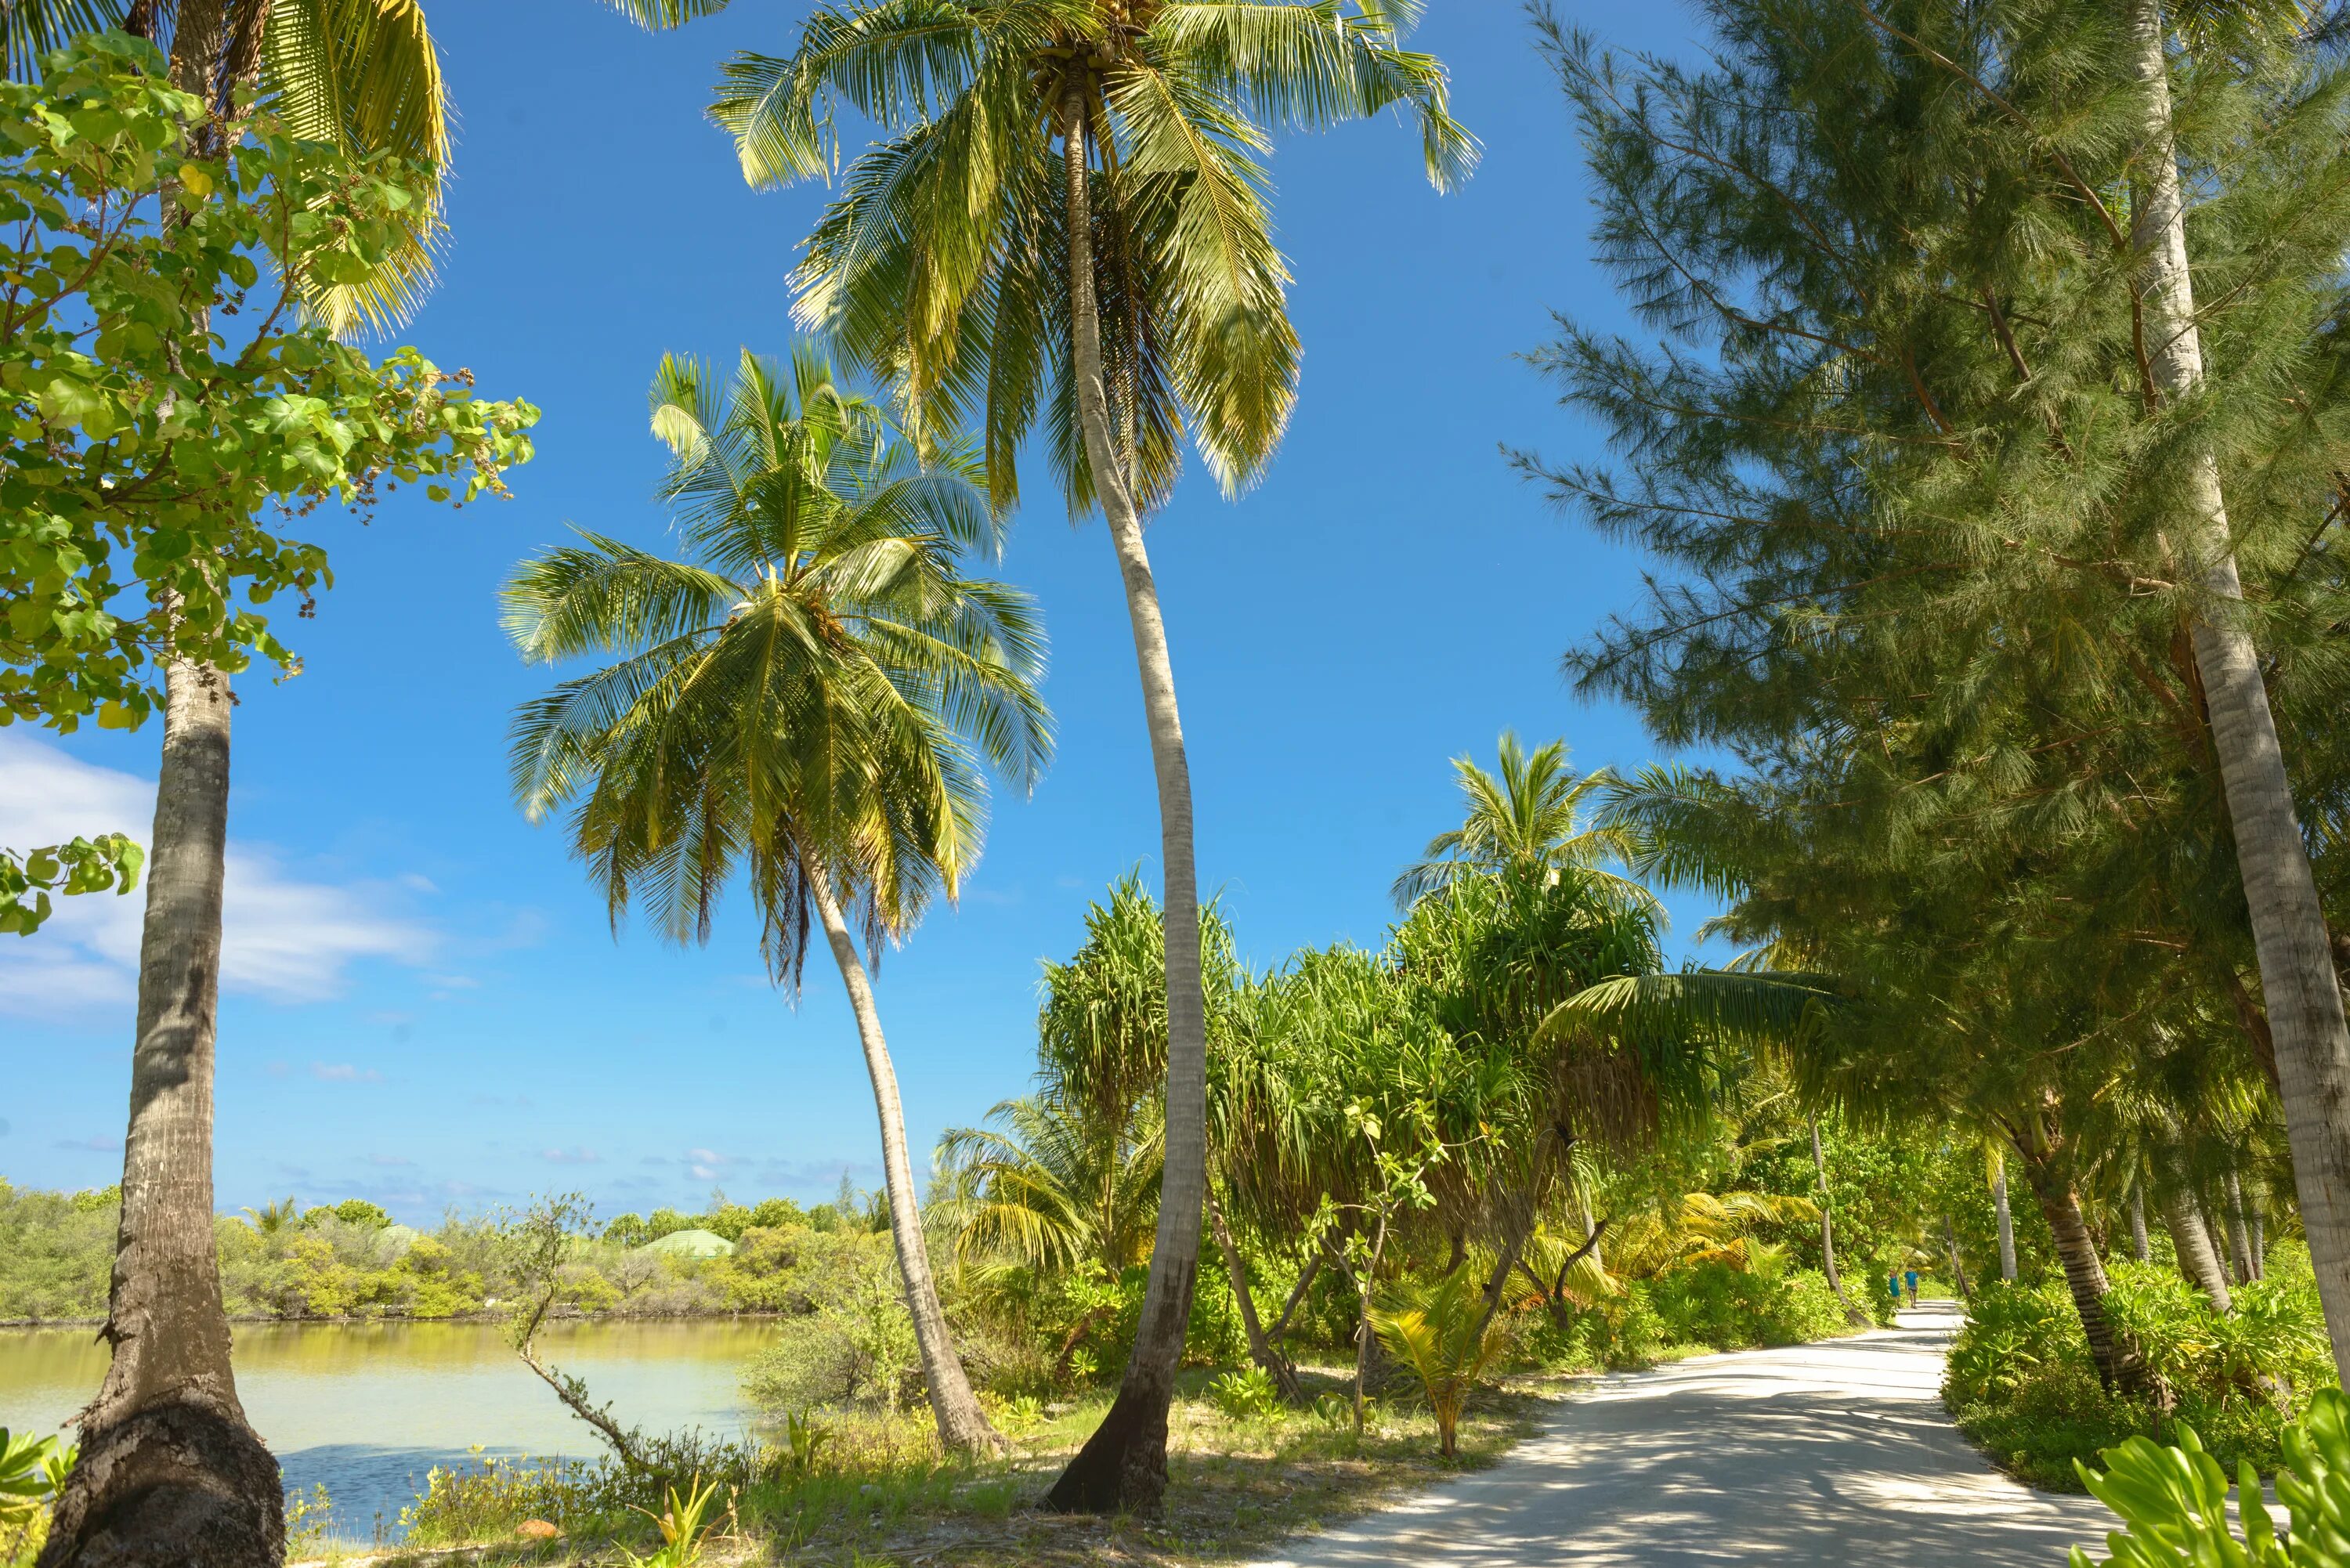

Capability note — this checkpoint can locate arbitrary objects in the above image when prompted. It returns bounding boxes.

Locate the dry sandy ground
[1249,1304,2113,1567]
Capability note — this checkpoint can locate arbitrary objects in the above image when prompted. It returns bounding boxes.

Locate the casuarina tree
[1524,0,2350,1374]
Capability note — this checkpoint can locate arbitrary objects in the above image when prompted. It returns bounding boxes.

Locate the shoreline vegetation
[13,1,2350,1563]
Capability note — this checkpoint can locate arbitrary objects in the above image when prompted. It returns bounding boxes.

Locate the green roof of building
[641,1227,735,1258]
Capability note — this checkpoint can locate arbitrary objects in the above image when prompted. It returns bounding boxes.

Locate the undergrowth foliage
[1947,1252,2337,1490]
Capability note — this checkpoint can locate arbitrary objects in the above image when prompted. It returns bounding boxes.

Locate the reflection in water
[0,1319,778,1542]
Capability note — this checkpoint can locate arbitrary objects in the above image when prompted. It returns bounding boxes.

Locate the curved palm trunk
[2014,1143,2157,1399]
[2224,1171,2256,1285]
[1993,1162,2018,1283]
[2129,1180,2152,1263]
[41,659,282,1568]
[2165,1191,2234,1310]
[1046,79,1207,1516]
[804,863,1001,1456]
[2127,0,2350,1375]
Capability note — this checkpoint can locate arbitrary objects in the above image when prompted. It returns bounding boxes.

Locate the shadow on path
[1250,1305,2110,1566]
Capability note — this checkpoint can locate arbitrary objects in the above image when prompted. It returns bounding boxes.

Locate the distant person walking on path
[1888,1274,1901,1310]
[1904,1269,1919,1306]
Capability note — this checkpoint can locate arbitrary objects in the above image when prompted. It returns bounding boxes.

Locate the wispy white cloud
[540,1147,602,1165]
[0,735,436,1017]
[312,1062,383,1084]
[366,1153,414,1168]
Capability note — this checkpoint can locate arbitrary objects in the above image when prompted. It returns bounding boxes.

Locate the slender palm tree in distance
[710,1,1476,1510]
[504,345,1051,1454]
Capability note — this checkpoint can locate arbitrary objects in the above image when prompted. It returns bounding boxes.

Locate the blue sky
[1,2,1719,1225]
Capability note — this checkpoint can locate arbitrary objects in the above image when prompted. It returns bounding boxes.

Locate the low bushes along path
[1249,1304,2110,1566]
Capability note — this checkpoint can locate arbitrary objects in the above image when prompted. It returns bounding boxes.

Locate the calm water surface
[0,1319,778,1541]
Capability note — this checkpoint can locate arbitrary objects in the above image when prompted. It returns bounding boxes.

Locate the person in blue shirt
[1904,1269,1919,1306]
[1888,1273,1902,1309]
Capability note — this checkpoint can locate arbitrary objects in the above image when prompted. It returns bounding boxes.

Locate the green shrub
[1585,1284,1667,1367]
[1644,1262,1852,1351]
[1945,1279,2088,1408]
[0,1183,114,1321]
[1952,1357,2158,1492]
[740,1233,919,1414]
[1948,1255,2338,1491]
[1208,1365,1283,1420]
[2070,1388,2350,1566]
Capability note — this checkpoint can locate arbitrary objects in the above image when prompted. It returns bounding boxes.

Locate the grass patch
[301,1365,1552,1567]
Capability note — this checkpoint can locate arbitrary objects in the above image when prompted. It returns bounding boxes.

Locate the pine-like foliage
[1527,0,2350,1084]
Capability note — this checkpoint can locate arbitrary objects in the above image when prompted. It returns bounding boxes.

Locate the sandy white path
[1249,1304,2113,1566]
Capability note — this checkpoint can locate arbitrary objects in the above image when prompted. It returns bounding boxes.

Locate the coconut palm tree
[504,345,1050,1454]
[2115,0,2350,1373]
[1392,732,1650,911]
[938,1093,1164,1287]
[710,0,1473,1512]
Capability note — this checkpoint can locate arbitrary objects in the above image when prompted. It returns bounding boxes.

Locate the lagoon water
[0,1319,776,1542]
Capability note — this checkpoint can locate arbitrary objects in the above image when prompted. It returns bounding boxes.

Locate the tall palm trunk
[2224,1171,2256,1285]
[45,9,280,1563]
[2155,1133,2233,1310]
[1993,1161,2018,1283]
[804,862,1001,1455]
[2162,1185,2234,1313]
[2129,1180,2151,1263]
[2015,1143,2157,1398]
[1046,77,1207,1516]
[2127,0,2350,1374]
[1810,1118,1860,1322]
[40,658,283,1568]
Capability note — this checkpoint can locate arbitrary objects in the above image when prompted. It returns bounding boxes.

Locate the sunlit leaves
[0,36,537,742]
[501,345,1050,988]
[714,0,1473,516]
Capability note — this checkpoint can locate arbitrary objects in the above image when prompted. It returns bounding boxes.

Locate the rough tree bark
[805,862,1002,1455]
[2129,1180,2152,1263]
[43,7,284,1563]
[2166,1185,2235,1313]
[1045,72,1208,1515]
[40,656,283,1568]
[2016,1142,2157,1398]
[2127,0,2350,1375]
[2225,1171,2256,1285]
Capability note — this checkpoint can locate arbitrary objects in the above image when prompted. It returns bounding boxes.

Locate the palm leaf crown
[504,344,1052,988]
[1393,732,1653,913]
[7,0,728,333]
[711,0,1477,517]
